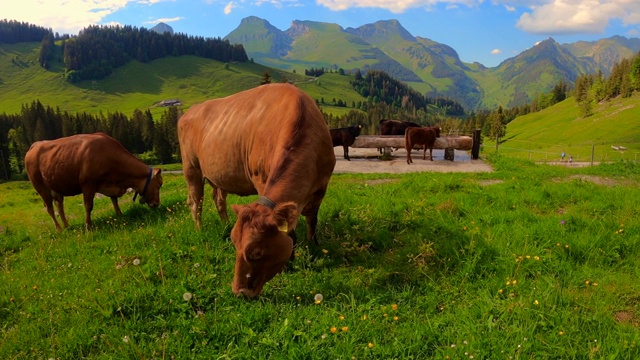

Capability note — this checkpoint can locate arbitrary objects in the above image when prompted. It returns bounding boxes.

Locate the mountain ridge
[224,16,639,110]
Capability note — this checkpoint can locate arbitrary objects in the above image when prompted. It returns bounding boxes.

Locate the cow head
[434,126,441,138]
[138,167,163,207]
[230,201,298,298]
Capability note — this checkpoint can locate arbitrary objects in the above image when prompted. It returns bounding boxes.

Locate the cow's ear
[153,168,162,176]
[231,204,243,216]
[273,201,298,232]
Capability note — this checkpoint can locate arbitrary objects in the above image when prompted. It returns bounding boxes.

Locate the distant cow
[178,83,336,299]
[405,126,441,164]
[380,119,420,135]
[24,132,163,231]
[330,125,361,160]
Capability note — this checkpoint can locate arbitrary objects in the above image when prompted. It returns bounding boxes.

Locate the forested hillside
[1,19,248,83]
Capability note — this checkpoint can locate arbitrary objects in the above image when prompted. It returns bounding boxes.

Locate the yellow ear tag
[278,223,288,233]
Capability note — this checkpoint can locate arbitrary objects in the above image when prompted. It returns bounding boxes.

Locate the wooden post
[471,129,481,160]
[444,148,455,161]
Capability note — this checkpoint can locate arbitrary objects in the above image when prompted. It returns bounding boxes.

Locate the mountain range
[224,16,640,110]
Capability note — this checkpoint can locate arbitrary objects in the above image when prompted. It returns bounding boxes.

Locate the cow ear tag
[278,222,288,233]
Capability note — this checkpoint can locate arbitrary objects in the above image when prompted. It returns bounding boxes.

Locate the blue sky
[5,0,640,67]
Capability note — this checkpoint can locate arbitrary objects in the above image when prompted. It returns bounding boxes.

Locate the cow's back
[25,133,136,196]
[178,84,335,197]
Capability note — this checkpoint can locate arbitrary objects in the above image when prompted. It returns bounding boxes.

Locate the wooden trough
[351,135,474,161]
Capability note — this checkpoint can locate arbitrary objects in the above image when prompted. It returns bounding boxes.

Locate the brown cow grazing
[405,126,441,164]
[24,132,163,231]
[330,125,361,160]
[177,83,336,299]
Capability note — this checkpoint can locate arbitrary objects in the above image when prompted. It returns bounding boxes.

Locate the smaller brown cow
[330,125,361,160]
[405,126,441,164]
[25,133,163,231]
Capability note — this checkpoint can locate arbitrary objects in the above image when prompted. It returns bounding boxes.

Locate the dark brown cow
[177,83,336,298]
[379,119,420,135]
[405,126,441,164]
[330,125,361,160]
[24,132,163,231]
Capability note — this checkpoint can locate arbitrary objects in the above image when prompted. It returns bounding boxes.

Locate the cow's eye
[246,246,264,261]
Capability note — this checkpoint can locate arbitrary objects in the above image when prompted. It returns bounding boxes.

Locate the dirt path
[333,148,493,174]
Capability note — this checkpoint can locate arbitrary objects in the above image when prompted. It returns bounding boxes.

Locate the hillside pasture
[502,93,640,163]
[2,156,640,358]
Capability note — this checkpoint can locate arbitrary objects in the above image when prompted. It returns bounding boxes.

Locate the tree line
[0,20,51,44]
[2,19,249,82]
[0,101,181,180]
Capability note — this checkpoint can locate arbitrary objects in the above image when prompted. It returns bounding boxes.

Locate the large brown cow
[25,132,163,231]
[177,83,336,298]
[405,126,441,164]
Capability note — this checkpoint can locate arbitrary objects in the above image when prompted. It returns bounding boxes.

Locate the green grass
[0,42,366,118]
[500,93,640,163]
[2,156,640,358]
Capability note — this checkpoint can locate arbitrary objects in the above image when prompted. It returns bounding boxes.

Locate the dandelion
[556,242,561,247]
[321,334,327,339]
[451,344,457,348]
[341,326,349,332]
[339,315,345,321]
[123,336,130,343]
[512,279,517,285]
[585,280,590,285]
[565,244,570,249]
[592,282,598,286]
[383,313,388,317]
[32,285,38,290]
[506,280,511,286]
[534,256,540,261]
[183,292,193,301]
[391,304,398,311]
[368,342,375,349]
[362,314,368,320]
[534,300,539,305]
[330,327,337,333]
[558,331,565,336]
[498,289,503,294]
[525,255,531,259]
[322,249,329,254]
[393,316,399,321]
[314,293,323,304]
[132,258,141,266]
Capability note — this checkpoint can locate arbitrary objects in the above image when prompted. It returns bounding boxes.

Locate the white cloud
[2,0,174,35]
[224,1,237,14]
[316,0,480,13]
[491,48,502,54]
[516,0,640,34]
[504,4,515,11]
[144,17,183,25]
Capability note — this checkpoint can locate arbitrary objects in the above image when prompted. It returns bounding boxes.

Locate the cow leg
[302,189,327,246]
[110,197,122,216]
[406,145,413,164]
[213,188,229,221]
[343,145,350,161]
[40,191,63,231]
[422,145,427,160]
[82,190,96,231]
[184,168,205,229]
[429,147,434,161]
[53,193,70,229]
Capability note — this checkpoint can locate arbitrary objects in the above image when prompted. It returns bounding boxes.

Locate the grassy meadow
[502,92,640,163]
[2,155,640,358]
[0,42,364,118]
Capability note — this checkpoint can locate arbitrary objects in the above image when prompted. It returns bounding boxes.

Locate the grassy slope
[0,42,365,117]
[501,93,640,162]
[2,158,640,358]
